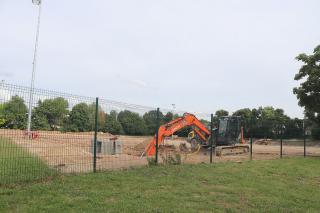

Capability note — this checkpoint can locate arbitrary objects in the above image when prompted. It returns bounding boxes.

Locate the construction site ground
[1,129,320,173]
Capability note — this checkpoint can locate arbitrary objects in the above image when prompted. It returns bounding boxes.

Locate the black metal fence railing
[0,82,319,185]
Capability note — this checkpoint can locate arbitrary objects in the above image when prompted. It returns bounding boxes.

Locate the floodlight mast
[27,0,42,136]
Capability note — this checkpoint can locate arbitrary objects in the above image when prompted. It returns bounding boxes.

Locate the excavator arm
[144,113,210,157]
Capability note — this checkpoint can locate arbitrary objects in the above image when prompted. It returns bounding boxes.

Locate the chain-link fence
[0,82,319,185]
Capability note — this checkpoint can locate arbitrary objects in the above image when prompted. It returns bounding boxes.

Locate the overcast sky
[0,0,319,118]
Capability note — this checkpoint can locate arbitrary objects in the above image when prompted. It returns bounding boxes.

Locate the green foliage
[33,97,69,130]
[311,126,320,140]
[0,94,316,139]
[215,109,229,118]
[233,108,252,137]
[143,110,164,135]
[294,45,320,125]
[283,118,303,139]
[31,107,50,130]
[88,103,105,131]
[104,110,123,135]
[65,103,91,132]
[2,96,28,129]
[162,112,173,123]
[232,107,303,139]
[118,110,147,135]
[0,103,6,127]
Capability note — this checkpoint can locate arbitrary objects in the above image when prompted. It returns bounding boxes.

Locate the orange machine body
[145,113,210,157]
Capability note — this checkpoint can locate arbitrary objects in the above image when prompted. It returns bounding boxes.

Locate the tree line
[0,95,319,139]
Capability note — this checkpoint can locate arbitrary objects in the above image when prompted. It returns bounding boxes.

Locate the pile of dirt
[124,139,151,156]
[254,139,272,145]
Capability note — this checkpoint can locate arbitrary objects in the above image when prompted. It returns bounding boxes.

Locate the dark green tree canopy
[33,97,69,130]
[67,103,91,132]
[118,110,147,135]
[88,103,105,131]
[162,112,174,123]
[0,103,6,127]
[32,106,50,130]
[104,110,123,135]
[2,96,28,129]
[215,109,229,118]
[294,45,320,124]
[143,110,164,135]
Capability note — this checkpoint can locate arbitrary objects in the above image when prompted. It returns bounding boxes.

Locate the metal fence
[0,82,319,185]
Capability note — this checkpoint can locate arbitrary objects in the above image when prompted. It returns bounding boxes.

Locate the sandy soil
[1,129,319,173]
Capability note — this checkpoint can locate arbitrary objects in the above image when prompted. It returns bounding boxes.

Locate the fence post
[93,97,99,173]
[250,136,253,160]
[303,120,306,157]
[210,114,214,163]
[280,124,283,159]
[155,108,160,164]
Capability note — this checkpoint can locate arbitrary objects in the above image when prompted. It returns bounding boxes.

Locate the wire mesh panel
[0,83,98,184]
[1,82,319,185]
[251,139,281,160]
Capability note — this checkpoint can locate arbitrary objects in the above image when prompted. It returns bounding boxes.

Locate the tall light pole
[171,104,176,116]
[27,0,42,135]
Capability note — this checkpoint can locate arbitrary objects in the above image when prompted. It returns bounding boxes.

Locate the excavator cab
[216,116,242,146]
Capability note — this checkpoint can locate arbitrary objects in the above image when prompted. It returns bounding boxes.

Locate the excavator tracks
[215,144,250,156]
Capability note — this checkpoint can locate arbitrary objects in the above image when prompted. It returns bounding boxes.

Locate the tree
[32,105,50,130]
[2,96,28,129]
[66,103,91,132]
[118,110,147,135]
[33,97,69,130]
[215,109,229,118]
[293,45,320,124]
[283,118,303,139]
[88,103,105,131]
[0,103,6,127]
[143,110,164,135]
[104,110,123,134]
[163,112,174,123]
[233,108,252,137]
[311,125,320,140]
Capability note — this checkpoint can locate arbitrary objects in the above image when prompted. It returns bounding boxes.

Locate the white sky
[1,0,319,118]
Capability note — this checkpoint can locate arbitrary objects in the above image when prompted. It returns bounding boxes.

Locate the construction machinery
[144,113,249,157]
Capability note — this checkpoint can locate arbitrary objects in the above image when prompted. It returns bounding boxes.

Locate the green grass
[1,158,320,212]
[0,137,56,185]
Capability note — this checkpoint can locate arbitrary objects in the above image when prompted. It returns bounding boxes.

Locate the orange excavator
[144,113,249,157]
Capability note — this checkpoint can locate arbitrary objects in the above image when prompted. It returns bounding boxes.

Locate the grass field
[0,158,320,212]
[0,137,56,185]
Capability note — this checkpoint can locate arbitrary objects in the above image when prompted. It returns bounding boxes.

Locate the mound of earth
[124,139,151,156]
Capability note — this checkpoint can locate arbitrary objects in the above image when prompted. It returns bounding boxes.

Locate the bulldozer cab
[217,116,241,146]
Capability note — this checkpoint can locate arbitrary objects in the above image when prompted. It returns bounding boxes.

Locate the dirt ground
[1,129,320,173]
